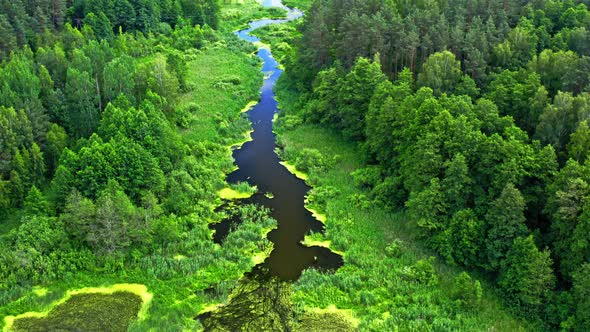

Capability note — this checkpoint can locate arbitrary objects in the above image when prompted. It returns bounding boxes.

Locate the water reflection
[199,268,293,331]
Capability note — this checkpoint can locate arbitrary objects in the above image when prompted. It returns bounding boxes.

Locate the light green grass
[178,47,261,145]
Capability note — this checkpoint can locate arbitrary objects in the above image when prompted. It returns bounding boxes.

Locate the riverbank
[274,74,528,331]
[242,6,530,328]
[0,1,286,331]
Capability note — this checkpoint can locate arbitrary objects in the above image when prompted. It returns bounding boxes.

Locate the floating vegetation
[4,284,152,332]
[198,272,293,332]
[219,182,257,200]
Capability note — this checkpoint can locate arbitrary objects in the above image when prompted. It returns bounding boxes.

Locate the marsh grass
[282,0,314,10]
[220,0,289,33]
[251,23,301,63]
[0,1,280,330]
[178,47,261,146]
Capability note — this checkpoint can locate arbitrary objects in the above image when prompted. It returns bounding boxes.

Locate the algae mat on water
[4,284,152,332]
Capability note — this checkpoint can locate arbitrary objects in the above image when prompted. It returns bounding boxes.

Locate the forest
[0,0,285,330]
[275,0,590,330]
[0,0,589,331]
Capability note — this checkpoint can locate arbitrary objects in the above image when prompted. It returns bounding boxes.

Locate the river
[201,2,342,329]
[218,0,342,281]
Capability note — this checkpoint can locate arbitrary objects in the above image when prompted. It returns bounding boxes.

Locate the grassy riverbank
[282,0,314,10]
[274,76,529,330]
[1,1,284,331]
[241,7,531,328]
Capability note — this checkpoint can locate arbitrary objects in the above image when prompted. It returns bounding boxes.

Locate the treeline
[0,0,220,59]
[285,0,590,329]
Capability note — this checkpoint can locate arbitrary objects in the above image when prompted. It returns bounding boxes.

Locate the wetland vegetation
[1,0,590,331]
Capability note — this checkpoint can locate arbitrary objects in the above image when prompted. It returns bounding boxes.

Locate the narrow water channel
[201,2,343,329]
[221,1,342,281]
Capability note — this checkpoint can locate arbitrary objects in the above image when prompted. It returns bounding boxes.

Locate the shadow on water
[201,1,343,330]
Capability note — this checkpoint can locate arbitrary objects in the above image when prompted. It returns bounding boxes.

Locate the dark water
[218,1,342,281]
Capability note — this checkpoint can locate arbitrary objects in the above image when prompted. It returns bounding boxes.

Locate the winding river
[220,0,342,281]
[201,2,343,328]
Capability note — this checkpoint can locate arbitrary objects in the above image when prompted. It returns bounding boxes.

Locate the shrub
[307,186,339,207]
[350,166,382,189]
[385,239,404,258]
[450,272,482,310]
[173,106,191,128]
[413,257,438,286]
[371,176,407,209]
[347,193,371,210]
[213,75,242,89]
[295,148,326,173]
[278,115,302,130]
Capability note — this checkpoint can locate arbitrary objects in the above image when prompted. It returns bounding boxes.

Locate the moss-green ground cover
[5,285,151,332]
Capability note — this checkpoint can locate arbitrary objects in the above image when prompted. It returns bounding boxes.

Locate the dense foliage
[283,0,590,329]
[0,1,287,329]
[0,0,220,59]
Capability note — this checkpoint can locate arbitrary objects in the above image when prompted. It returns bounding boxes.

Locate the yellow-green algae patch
[218,187,255,200]
[32,287,48,297]
[280,161,308,181]
[198,304,223,316]
[240,100,258,113]
[230,128,254,151]
[4,284,152,332]
[301,236,331,249]
[296,305,359,331]
[306,206,326,224]
[301,233,345,257]
[251,225,275,265]
[252,252,268,265]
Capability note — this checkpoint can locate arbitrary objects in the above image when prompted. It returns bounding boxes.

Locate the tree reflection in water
[199,267,293,332]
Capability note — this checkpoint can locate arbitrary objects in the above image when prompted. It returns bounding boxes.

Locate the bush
[347,193,371,209]
[307,186,340,207]
[413,257,438,286]
[385,239,404,258]
[450,272,482,310]
[350,166,382,189]
[173,106,192,128]
[295,148,326,173]
[278,115,302,130]
[371,176,407,210]
[213,75,242,89]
